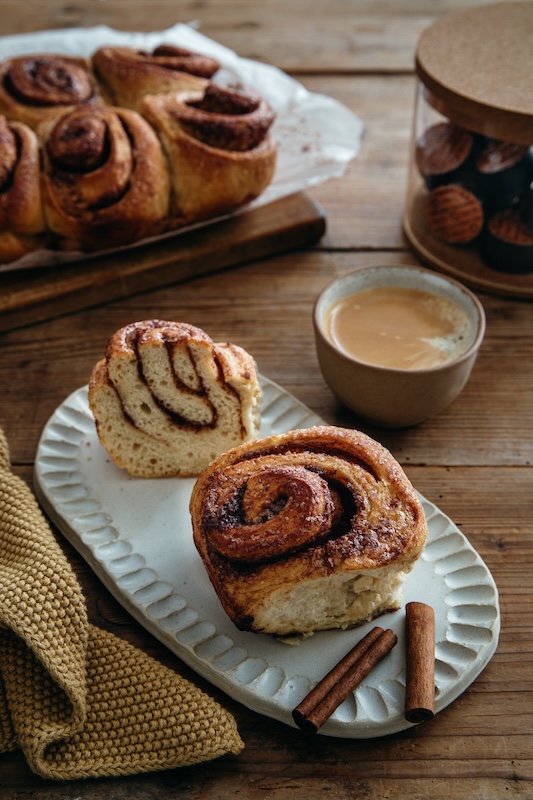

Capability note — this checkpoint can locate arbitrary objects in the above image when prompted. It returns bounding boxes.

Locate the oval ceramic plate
[34,376,500,738]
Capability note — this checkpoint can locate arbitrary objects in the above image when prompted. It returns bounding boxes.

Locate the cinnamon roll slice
[190,426,428,636]
[0,54,104,130]
[92,44,220,111]
[0,115,45,262]
[39,106,169,251]
[88,320,262,478]
[141,83,277,224]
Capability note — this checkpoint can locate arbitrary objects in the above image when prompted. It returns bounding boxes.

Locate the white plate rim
[34,376,500,738]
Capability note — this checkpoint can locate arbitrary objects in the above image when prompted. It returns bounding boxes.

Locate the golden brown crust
[0,116,45,262]
[141,83,277,224]
[40,105,170,251]
[0,54,105,130]
[190,426,428,634]
[0,46,277,262]
[92,45,219,110]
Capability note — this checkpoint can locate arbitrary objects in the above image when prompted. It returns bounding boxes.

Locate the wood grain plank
[0,3,531,796]
[305,73,415,250]
[0,1,521,73]
[1,250,531,469]
[0,193,325,333]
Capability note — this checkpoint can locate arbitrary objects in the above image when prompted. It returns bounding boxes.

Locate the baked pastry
[0,53,104,130]
[190,426,428,636]
[92,44,220,111]
[0,44,277,262]
[141,82,277,224]
[0,115,45,262]
[88,320,262,478]
[39,105,170,251]
[0,45,278,262]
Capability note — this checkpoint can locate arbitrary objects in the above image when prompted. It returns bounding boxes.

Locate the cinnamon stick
[404,601,435,724]
[292,626,398,734]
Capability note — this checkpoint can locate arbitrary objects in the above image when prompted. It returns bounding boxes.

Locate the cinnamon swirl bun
[141,83,277,224]
[92,44,220,111]
[0,54,103,130]
[190,426,428,636]
[0,115,45,262]
[39,105,169,251]
[88,320,262,478]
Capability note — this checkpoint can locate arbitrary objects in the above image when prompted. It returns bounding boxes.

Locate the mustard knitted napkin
[0,426,243,780]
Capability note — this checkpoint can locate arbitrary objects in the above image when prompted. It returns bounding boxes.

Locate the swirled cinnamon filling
[46,114,110,172]
[198,457,411,572]
[5,56,94,106]
[176,84,275,151]
[193,426,426,581]
[45,108,138,211]
[106,320,227,430]
[89,320,262,478]
[147,45,220,78]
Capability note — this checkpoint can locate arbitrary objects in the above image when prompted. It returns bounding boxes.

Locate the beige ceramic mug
[313,264,486,427]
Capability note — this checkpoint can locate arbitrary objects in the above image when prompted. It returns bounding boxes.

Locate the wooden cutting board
[0,192,326,333]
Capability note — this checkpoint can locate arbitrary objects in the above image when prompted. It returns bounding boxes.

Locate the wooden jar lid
[416,2,533,145]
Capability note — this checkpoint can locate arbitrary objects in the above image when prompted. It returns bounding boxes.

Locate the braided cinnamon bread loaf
[190,426,428,636]
[88,320,262,478]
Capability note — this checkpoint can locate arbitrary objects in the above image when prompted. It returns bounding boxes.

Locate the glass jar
[403,3,533,288]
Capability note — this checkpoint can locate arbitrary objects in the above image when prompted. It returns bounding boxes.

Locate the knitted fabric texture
[0,426,243,780]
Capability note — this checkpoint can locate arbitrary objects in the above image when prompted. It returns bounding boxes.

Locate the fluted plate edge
[34,376,500,738]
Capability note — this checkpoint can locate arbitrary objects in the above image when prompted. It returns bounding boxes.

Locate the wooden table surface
[1,2,532,798]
